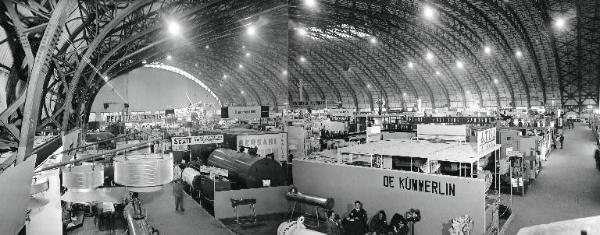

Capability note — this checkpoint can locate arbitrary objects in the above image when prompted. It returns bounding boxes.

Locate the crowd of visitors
[324,201,410,235]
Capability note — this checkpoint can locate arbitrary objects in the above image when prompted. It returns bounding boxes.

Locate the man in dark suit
[326,210,341,235]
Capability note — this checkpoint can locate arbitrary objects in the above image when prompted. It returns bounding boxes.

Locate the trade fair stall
[293,159,494,235]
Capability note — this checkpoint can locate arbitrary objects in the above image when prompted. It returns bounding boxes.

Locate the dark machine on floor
[181,148,285,215]
[207,148,285,189]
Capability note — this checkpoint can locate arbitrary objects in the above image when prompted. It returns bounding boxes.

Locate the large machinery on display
[181,148,286,215]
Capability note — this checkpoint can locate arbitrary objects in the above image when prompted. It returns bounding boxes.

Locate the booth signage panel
[237,133,287,161]
[227,106,261,120]
[477,127,497,154]
[366,126,382,142]
[327,109,354,117]
[417,124,467,141]
[171,135,224,147]
[199,165,228,177]
[293,160,486,235]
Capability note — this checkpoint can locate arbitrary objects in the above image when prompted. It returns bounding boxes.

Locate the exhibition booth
[293,159,492,235]
[292,125,503,234]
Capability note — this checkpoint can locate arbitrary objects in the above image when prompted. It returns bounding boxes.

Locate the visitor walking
[173,179,185,212]
[559,134,565,149]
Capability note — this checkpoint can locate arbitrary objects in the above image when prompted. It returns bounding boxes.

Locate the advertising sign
[171,135,224,147]
[237,133,287,161]
[366,126,382,142]
[417,124,467,141]
[327,109,354,117]
[227,106,262,120]
[200,165,228,177]
[477,127,497,154]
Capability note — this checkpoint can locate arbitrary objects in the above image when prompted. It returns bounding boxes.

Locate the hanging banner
[225,106,262,120]
[366,126,382,142]
[200,165,229,177]
[417,124,467,141]
[171,135,224,146]
[237,133,287,161]
[327,109,355,117]
[477,127,497,154]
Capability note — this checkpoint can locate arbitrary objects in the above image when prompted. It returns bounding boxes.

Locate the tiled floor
[506,123,600,234]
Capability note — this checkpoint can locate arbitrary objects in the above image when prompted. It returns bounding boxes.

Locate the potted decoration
[448,215,474,235]
[404,208,421,235]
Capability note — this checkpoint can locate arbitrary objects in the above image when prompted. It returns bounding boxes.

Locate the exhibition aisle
[139,182,232,235]
[506,123,600,234]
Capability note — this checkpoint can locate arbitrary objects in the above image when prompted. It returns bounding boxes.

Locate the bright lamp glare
[484,46,492,55]
[305,0,317,8]
[369,37,377,45]
[247,25,256,36]
[423,5,436,20]
[426,52,434,61]
[554,17,566,29]
[297,27,308,36]
[167,21,180,35]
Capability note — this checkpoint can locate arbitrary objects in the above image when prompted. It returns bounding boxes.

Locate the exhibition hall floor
[138,182,232,235]
[506,123,600,234]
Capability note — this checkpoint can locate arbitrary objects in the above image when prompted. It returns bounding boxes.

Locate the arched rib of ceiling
[142,63,222,107]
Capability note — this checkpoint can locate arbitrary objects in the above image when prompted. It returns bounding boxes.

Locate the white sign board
[228,106,261,120]
[171,135,224,147]
[477,127,497,154]
[417,124,467,141]
[199,165,229,177]
[327,109,355,117]
[237,133,288,161]
[366,126,382,143]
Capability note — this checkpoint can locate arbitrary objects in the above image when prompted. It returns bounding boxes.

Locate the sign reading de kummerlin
[383,175,457,196]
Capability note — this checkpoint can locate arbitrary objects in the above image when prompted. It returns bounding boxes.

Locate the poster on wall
[224,106,262,120]
[476,127,497,154]
[237,133,287,161]
[417,124,467,141]
[171,135,224,147]
[366,126,382,142]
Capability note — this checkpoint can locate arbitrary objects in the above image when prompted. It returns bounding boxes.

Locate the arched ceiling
[0,0,599,141]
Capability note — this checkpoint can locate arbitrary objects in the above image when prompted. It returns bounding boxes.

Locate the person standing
[559,134,565,149]
[173,179,185,212]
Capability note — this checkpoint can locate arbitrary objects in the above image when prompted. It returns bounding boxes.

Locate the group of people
[325,201,410,235]
[553,133,565,149]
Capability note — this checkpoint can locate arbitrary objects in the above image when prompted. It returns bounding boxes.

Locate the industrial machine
[286,189,334,227]
[277,216,326,235]
[207,148,285,189]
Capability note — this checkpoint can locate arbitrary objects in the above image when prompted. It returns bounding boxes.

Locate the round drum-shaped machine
[62,164,104,189]
[114,154,173,187]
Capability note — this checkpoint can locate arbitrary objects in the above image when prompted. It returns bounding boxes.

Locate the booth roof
[337,139,500,164]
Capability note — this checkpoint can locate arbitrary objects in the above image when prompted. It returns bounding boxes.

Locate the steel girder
[545,0,600,114]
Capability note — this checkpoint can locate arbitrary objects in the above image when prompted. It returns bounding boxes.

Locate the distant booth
[296,125,506,235]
